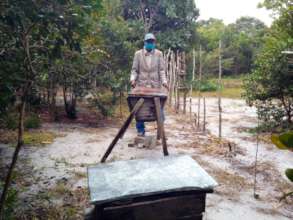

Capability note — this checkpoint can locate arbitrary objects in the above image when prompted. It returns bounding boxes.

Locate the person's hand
[131,80,136,88]
[162,83,168,90]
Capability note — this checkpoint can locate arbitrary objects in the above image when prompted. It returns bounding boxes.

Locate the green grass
[23,131,57,145]
[199,87,244,99]
[193,77,244,99]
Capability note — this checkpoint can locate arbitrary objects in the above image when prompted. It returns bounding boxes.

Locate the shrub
[271,131,293,200]
[0,112,41,130]
[24,114,41,129]
[200,80,218,92]
[89,92,117,117]
[0,182,18,220]
[0,113,18,130]
[192,80,219,92]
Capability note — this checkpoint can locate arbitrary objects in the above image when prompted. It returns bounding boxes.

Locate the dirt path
[193,98,293,219]
[0,98,292,219]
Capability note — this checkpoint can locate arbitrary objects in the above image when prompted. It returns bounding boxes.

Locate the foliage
[0,182,18,220]
[197,17,267,76]
[243,1,293,129]
[271,131,293,200]
[85,1,143,115]
[192,80,218,92]
[88,93,117,117]
[0,112,41,130]
[24,114,41,129]
[0,113,18,130]
[121,0,199,51]
[0,0,103,119]
[272,131,293,150]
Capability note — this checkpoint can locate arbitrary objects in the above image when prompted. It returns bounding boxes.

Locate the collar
[144,48,155,56]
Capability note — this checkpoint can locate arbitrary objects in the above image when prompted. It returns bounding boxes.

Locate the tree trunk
[0,98,26,219]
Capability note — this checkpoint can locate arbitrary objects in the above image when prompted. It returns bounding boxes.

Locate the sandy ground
[193,98,293,220]
[0,97,292,219]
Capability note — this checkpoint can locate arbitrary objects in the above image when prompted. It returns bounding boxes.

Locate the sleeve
[159,52,167,85]
[130,51,139,82]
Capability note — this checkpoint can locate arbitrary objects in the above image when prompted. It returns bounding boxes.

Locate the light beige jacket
[130,48,167,88]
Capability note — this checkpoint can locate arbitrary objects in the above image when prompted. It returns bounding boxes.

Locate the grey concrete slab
[88,155,218,205]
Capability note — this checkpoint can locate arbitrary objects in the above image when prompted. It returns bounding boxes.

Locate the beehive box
[127,87,167,122]
[87,156,217,220]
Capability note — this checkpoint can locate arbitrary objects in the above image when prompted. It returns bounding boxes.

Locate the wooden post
[203,97,206,132]
[189,49,196,120]
[183,91,187,114]
[101,98,144,163]
[197,45,202,129]
[189,98,192,119]
[190,49,195,97]
[119,91,123,118]
[182,52,187,114]
[168,52,173,106]
[197,96,200,129]
[171,52,176,107]
[171,51,174,106]
[177,88,180,113]
[176,51,180,113]
[218,40,222,140]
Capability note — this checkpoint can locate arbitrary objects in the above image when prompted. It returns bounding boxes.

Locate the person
[130,33,168,136]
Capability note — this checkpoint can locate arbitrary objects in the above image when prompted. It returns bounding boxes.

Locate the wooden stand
[87,156,218,220]
[100,96,168,163]
[91,192,207,220]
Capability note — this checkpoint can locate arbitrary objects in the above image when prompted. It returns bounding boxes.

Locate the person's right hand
[162,82,169,90]
[131,80,136,88]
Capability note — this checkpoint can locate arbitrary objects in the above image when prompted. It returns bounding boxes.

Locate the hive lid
[87,155,218,205]
[128,86,168,97]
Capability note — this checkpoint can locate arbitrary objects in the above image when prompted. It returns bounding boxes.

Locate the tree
[244,0,293,129]
[121,0,199,51]
[197,17,267,76]
[0,0,102,217]
[197,18,226,51]
[228,17,267,74]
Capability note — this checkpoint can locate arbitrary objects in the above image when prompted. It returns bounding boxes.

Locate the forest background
[0,0,292,218]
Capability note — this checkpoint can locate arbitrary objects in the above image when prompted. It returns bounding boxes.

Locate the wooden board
[100,194,205,220]
[129,87,168,97]
[127,96,166,122]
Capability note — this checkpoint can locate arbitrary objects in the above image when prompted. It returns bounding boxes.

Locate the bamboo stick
[197,45,202,129]
[218,40,222,140]
[203,97,206,132]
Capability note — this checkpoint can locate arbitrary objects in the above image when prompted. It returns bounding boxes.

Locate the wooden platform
[87,156,217,220]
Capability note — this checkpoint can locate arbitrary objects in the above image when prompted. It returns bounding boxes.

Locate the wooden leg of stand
[156,127,161,140]
[155,98,162,140]
[100,98,144,163]
[154,97,169,156]
[161,128,168,156]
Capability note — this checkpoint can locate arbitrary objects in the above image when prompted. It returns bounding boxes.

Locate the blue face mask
[144,42,155,51]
